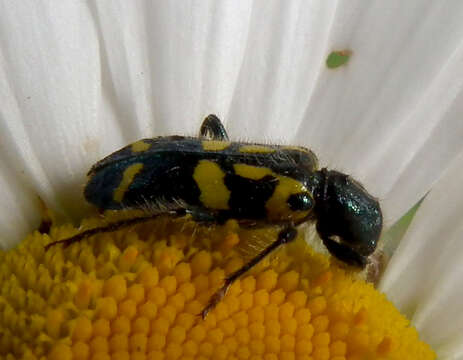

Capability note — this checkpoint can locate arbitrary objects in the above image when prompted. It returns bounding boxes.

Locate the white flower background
[0,1,462,358]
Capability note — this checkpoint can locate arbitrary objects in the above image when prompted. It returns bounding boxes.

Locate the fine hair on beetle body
[45,114,382,319]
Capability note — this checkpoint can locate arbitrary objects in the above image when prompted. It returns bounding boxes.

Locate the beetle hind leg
[44,206,220,250]
[199,114,229,141]
[44,208,187,250]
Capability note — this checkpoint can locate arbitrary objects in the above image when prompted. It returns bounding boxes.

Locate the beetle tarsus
[201,282,232,320]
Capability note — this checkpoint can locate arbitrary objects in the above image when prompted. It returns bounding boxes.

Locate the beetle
[45,114,382,318]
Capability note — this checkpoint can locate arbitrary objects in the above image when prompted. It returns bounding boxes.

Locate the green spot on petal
[326,50,352,69]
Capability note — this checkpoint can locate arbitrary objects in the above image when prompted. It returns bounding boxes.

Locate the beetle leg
[199,114,229,141]
[201,225,298,319]
[320,236,368,268]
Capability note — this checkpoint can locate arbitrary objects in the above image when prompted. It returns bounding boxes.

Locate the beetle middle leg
[201,225,298,319]
[199,114,229,141]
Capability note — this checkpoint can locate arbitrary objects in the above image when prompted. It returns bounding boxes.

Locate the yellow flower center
[0,214,435,360]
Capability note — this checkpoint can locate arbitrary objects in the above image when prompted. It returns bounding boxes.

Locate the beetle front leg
[320,236,368,268]
[201,225,298,319]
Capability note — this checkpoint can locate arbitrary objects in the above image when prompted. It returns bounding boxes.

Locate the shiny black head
[310,169,382,268]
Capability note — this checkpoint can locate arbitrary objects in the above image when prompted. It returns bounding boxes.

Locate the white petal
[0,1,108,243]
[93,1,253,138]
[226,1,335,141]
[0,1,462,257]
[290,1,463,225]
[380,150,463,357]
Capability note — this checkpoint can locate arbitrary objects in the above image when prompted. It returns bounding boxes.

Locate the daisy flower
[1,2,462,359]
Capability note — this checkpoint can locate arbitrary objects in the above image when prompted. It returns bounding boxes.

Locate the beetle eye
[287,192,314,211]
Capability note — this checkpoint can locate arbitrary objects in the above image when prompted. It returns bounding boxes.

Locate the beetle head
[312,169,382,267]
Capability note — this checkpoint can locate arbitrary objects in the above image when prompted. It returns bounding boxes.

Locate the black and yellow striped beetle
[46,115,382,318]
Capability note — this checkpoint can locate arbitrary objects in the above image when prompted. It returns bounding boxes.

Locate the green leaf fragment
[381,196,426,258]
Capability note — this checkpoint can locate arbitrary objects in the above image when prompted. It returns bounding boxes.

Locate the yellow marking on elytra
[239,145,275,153]
[266,175,312,222]
[233,163,273,180]
[131,140,151,153]
[113,163,144,202]
[193,160,230,210]
[202,140,231,151]
[234,163,312,222]
[281,145,311,153]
